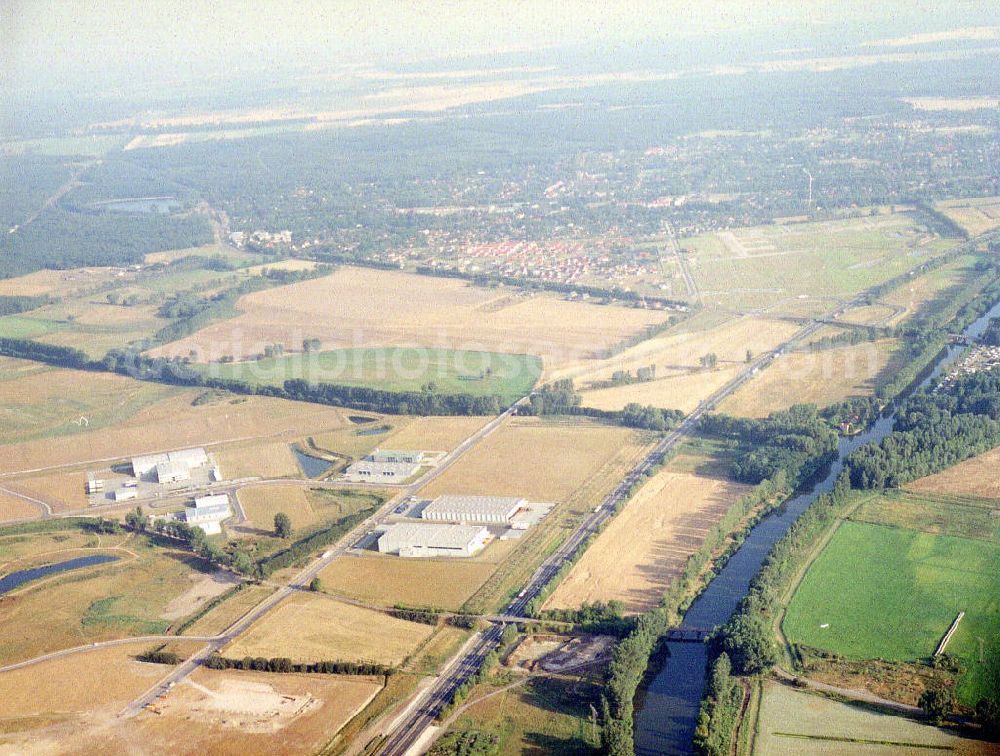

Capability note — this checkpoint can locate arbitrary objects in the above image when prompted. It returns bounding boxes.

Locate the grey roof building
[421,495,526,524]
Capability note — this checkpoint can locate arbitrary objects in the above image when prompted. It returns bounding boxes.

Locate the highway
[377,315,832,755]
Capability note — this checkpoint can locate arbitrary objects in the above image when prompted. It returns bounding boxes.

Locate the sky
[3,0,997,94]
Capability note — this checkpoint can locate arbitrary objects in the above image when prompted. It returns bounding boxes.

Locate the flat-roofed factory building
[377,523,490,558]
[131,447,210,482]
[420,495,527,525]
[343,449,426,483]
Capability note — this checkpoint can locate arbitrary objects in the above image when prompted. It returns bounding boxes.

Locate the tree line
[204,654,391,676]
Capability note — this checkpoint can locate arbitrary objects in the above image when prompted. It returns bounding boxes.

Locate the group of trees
[536,601,633,636]
[847,369,1000,489]
[700,404,838,485]
[0,294,49,316]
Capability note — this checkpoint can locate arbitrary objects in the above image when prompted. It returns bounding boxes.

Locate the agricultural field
[0,492,40,522]
[418,417,646,503]
[783,520,1000,705]
[0,641,204,750]
[683,212,955,311]
[191,347,542,400]
[752,681,989,755]
[550,312,800,389]
[905,444,1000,500]
[236,485,384,536]
[374,415,490,452]
[433,674,602,755]
[317,545,511,613]
[0,385,351,476]
[718,339,898,418]
[545,453,750,613]
[850,489,1000,542]
[0,526,220,664]
[117,668,382,755]
[0,360,181,447]
[877,254,979,325]
[0,650,381,755]
[214,440,301,480]
[936,196,1000,237]
[0,267,124,297]
[580,363,744,413]
[148,266,669,372]
[180,583,275,637]
[223,593,435,666]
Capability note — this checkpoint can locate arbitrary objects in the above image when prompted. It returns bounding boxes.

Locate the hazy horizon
[5,1,998,97]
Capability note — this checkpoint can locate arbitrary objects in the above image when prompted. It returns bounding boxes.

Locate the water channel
[0,554,121,596]
[633,296,1000,754]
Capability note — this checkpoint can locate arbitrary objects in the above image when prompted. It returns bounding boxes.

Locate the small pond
[292,446,335,478]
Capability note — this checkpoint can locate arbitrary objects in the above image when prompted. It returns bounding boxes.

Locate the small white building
[421,495,526,525]
[112,487,138,502]
[377,523,489,558]
[85,479,104,494]
[184,493,232,535]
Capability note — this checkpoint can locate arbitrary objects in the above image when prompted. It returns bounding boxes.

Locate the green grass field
[0,315,63,339]
[684,213,956,311]
[783,520,1000,705]
[194,347,542,400]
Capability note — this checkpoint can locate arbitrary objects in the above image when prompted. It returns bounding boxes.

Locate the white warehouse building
[343,449,425,483]
[184,493,232,536]
[421,495,526,525]
[132,447,209,481]
[377,523,489,558]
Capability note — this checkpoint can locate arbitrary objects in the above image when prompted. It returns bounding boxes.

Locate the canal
[633,296,1000,754]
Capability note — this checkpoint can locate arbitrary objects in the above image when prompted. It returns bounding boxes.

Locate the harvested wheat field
[0,491,42,521]
[545,464,750,613]
[581,364,744,414]
[3,469,90,512]
[0,388,351,476]
[0,641,204,717]
[418,417,646,503]
[237,485,314,532]
[319,553,499,612]
[215,440,301,480]
[376,416,491,452]
[148,267,667,370]
[0,268,122,297]
[224,593,434,666]
[550,314,799,386]
[905,445,1000,498]
[718,340,897,418]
